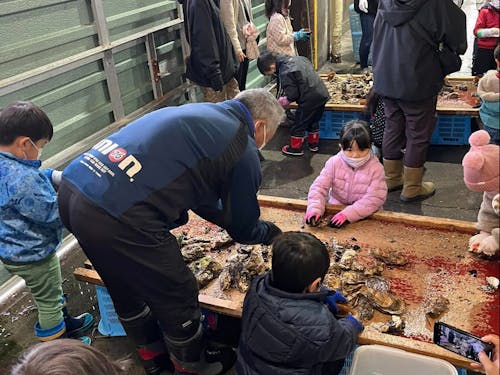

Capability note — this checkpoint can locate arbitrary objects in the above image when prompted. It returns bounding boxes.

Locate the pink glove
[329,213,348,228]
[278,96,290,107]
[304,211,321,226]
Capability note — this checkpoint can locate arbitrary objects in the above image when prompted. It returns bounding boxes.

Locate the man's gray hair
[235,88,284,133]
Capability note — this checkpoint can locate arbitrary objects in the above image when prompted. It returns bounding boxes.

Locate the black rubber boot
[119,306,174,375]
[164,323,236,375]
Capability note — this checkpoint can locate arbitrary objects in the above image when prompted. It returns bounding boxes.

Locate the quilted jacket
[0,152,62,264]
[307,152,387,223]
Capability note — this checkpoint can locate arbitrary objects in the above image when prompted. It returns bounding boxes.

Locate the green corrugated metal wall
[0,0,267,161]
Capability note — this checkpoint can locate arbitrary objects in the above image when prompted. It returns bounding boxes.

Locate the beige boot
[400,166,436,202]
[383,159,404,192]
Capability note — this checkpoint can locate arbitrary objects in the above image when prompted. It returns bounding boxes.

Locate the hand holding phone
[433,322,494,363]
[470,334,500,375]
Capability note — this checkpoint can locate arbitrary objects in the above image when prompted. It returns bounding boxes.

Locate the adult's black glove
[262,221,282,245]
[210,74,224,92]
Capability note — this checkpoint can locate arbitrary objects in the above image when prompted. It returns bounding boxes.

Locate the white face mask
[29,138,43,160]
[341,151,371,169]
[259,124,267,151]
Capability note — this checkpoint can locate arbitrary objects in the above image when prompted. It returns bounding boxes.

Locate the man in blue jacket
[58,88,284,375]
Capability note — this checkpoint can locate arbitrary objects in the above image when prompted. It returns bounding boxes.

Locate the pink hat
[462,130,500,192]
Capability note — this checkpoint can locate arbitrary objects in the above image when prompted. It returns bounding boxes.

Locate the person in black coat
[257,52,330,156]
[372,0,466,202]
[236,232,363,375]
[354,0,379,70]
[178,0,239,102]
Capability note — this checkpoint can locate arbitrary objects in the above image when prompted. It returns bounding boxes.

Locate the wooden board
[73,196,499,370]
[287,74,480,116]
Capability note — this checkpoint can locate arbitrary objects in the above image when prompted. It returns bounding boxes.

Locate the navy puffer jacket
[236,273,362,375]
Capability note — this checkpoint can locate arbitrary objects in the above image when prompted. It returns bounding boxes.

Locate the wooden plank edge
[358,331,474,370]
[257,195,477,234]
[73,267,243,317]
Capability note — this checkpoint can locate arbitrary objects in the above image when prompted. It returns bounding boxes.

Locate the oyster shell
[424,296,450,319]
[366,290,405,315]
[371,248,408,266]
[352,294,374,321]
[181,243,208,262]
[188,256,223,289]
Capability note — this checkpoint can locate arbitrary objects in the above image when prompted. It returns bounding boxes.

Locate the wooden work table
[74,196,499,370]
[287,75,480,116]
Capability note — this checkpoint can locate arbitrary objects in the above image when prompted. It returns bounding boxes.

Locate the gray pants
[382,96,437,168]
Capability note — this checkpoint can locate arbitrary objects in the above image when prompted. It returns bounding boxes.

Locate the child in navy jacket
[236,232,363,375]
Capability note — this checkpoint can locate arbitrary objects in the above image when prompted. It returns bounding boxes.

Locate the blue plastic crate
[349,4,362,33]
[319,111,366,140]
[351,31,373,65]
[95,286,126,337]
[431,115,472,145]
[338,347,355,375]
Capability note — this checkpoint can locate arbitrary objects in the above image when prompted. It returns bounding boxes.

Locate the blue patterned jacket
[0,152,62,264]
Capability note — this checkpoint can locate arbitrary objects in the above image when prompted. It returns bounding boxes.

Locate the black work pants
[382,96,437,168]
[58,181,200,338]
[236,53,250,91]
[291,104,326,137]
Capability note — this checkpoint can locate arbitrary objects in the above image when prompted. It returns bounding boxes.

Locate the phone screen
[433,322,493,362]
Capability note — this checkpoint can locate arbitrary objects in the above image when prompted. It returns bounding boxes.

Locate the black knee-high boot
[164,319,236,375]
[119,305,174,375]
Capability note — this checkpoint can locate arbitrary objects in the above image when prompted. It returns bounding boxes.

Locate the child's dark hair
[494,44,500,62]
[10,339,132,375]
[265,0,288,19]
[257,51,278,75]
[339,120,372,151]
[271,232,330,293]
[0,101,53,145]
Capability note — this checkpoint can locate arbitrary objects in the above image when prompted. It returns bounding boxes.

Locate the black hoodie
[178,0,238,90]
[372,0,467,101]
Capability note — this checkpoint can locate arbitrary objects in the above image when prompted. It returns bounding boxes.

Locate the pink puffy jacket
[307,153,387,223]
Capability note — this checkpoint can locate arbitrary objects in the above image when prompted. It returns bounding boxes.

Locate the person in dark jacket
[236,232,363,375]
[257,52,330,156]
[57,89,284,375]
[372,0,466,202]
[179,0,240,102]
[354,0,379,71]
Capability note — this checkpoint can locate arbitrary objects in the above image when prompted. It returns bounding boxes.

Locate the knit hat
[462,130,500,192]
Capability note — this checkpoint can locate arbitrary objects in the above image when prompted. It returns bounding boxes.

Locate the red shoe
[308,132,319,152]
[282,136,304,156]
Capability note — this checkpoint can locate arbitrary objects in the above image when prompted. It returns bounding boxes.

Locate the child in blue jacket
[0,101,93,342]
[236,231,363,375]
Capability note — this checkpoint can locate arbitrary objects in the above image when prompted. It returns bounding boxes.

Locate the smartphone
[433,322,494,362]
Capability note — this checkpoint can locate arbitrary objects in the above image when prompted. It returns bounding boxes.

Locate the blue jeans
[359,13,375,69]
[484,124,500,146]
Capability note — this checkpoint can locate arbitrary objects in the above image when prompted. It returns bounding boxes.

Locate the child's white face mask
[341,151,371,169]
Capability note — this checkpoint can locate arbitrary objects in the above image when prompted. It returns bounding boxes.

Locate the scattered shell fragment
[424,296,450,319]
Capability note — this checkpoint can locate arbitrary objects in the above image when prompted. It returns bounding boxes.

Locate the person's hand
[470,334,499,375]
[358,0,369,13]
[304,211,321,226]
[293,29,310,42]
[325,291,348,315]
[262,221,282,245]
[210,75,224,92]
[477,28,500,38]
[345,314,364,332]
[237,51,246,63]
[277,96,290,107]
[328,212,348,228]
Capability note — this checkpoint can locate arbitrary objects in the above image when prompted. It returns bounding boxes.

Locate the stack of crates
[349,4,373,65]
[319,111,369,140]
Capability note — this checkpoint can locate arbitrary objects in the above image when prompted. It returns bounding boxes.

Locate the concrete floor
[0,0,486,373]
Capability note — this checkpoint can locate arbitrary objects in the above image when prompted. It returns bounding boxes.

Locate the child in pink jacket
[304,120,387,228]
